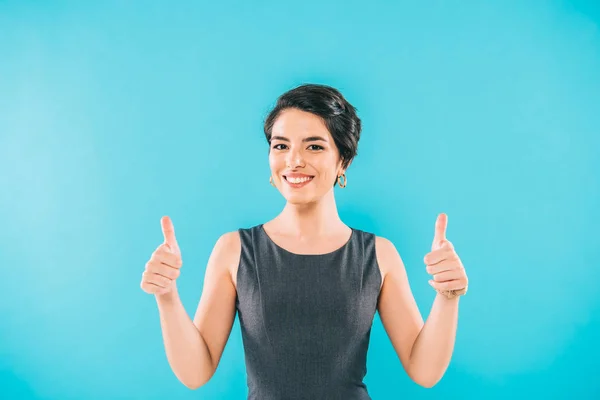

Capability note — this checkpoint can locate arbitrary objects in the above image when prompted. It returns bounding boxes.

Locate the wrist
[435,284,468,300]
[155,285,179,305]
[436,291,460,302]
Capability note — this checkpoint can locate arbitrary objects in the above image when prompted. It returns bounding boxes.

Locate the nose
[286,149,305,168]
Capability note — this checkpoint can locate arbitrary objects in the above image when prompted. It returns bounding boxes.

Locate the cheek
[269,154,283,171]
[315,164,337,182]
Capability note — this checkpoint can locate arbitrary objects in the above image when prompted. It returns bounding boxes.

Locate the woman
[140,84,469,399]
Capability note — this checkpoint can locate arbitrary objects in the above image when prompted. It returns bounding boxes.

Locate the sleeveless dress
[235,224,382,400]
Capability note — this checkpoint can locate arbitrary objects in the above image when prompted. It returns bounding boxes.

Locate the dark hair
[263,84,362,171]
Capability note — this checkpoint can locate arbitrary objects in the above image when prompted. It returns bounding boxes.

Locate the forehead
[271,108,331,139]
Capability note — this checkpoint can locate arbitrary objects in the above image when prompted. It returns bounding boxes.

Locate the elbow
[179,370,215,391]
[415,378,440,389]
[183,382,201,390]
[180,377,204,390]
[182,377,208,390]
[408,366,442,388]
[176,359,217,390]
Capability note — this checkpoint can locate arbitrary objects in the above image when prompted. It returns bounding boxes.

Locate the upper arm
[192,231,240,373]
[376,236,424,375]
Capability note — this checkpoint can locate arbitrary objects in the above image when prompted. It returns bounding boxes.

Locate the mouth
[283,175,314,188]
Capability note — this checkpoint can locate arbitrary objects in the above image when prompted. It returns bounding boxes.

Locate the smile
[283,175,314,188]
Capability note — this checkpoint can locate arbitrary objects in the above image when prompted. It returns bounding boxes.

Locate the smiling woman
[141,84,468,399]
[266,92,358,207]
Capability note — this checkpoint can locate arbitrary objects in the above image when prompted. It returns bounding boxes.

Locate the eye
[272,143,287,150]
[308,145,324,151]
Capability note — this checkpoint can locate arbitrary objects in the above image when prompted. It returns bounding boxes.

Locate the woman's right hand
[140,216,182,296]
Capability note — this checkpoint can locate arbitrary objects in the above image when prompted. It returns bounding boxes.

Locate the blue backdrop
[1,0,599,399]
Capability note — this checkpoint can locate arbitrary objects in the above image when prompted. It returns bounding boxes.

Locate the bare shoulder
[375,235,396,254]
[375,235,403,275]
[215,230,241,251]
[211,230,242,286]
[375,235,410,286]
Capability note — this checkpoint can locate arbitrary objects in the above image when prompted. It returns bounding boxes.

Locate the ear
[344,157,353,170]
[338,158,348,175]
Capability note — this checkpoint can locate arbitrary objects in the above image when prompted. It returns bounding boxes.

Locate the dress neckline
[259,224,355,257]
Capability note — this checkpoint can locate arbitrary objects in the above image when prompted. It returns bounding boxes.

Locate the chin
[283,192,320,205]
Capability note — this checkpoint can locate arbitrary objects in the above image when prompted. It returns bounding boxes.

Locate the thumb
[161,216,179,253]
[432,213,448,250]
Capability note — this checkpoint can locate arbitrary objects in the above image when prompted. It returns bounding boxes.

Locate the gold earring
[337,173,347,188]
[269,176,276,187]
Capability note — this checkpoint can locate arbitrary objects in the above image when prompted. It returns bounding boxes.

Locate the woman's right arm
[151,230,240,389]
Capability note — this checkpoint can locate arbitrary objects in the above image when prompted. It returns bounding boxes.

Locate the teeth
[287,176,312,184]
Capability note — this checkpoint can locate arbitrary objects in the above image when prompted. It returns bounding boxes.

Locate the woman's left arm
[377,213,468,388]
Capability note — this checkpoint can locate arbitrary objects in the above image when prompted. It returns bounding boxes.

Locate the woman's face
[269,108,344,205]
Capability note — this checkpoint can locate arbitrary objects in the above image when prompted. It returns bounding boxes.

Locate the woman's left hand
[423,213,468,294]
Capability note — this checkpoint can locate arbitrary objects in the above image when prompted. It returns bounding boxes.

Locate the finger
[146,262,180,280]
[428,279,465,291]
[142,271,172,288]
[432,213,448,250]
[432,269,463,282]
[426,260,457,275]
[153,247,183,269]
[141,281,169,295]
[161,216,179,252]
[423,246,453,266]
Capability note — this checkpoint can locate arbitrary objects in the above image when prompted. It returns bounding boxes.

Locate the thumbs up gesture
[140,216,183,296]
[423,213,468,299]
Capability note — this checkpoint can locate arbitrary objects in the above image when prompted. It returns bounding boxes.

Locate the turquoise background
[1,0,599,398]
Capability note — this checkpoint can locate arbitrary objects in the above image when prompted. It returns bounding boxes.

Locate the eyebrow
[270,135,328,143]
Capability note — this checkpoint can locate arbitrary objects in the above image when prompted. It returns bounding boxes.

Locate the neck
[274,189,345,237]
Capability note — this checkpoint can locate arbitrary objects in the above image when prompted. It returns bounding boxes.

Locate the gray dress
[235,224,382,399]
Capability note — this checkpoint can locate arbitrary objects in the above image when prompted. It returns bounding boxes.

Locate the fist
[424,241,468,292]
[424,213,468,298]
[140,216,183,296]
